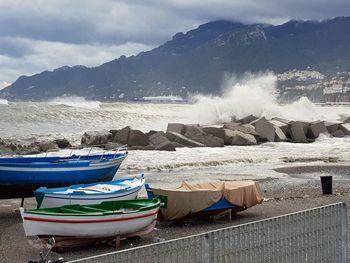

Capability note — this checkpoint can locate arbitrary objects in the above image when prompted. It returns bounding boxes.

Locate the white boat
[20,197,165,239]
[34,174,145,208]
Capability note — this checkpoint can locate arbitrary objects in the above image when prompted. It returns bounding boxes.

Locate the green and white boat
[20,196,166,239]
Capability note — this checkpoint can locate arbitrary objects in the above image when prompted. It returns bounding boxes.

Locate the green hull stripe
[24,196,167,217]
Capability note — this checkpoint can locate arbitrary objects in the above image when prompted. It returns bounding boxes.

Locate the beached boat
[0,152,127,199]
[34,174,145,208]
[145,180,263,221]
[20,196,166,240]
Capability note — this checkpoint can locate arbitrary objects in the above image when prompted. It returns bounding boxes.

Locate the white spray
[48,96,101,109]
[189,72,340,124]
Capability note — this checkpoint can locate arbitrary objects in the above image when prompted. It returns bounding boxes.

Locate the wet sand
[1,165,350,263]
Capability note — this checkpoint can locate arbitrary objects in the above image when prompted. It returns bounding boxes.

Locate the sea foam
[0,99,8,105]
[190,72,338,124]
[48,96,101,109]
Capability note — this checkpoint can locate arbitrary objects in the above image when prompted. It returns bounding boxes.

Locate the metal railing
[74,144,128,161]
[68,202,347,263]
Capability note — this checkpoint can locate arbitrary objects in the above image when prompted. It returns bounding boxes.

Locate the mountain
[2,17,350,101]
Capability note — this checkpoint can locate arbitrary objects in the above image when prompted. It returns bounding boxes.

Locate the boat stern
[19,207,32,237]
[33,189,46,208]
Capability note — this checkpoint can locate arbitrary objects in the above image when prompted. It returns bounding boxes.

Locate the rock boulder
[331,130,345,138]
[269,119,289,134]
[38,141,59,152]
[202,126,225,140]
[252,118,275,142]
[166,132,205,147]
[325,122,341,134]
[307,121,328,139]
[230,131,257,145]
[55,138,71,149]
[289,121,308,143]
[113,126,131,145]
[149,132,169,146]
[224,123,259,137]
[81,131,112,146]
[184,125,224,147]
[340,123,350,136]
[274,126,287,142]
[166,123,185,134]
[237,115,259,124]
[155,141,176,151]
[128,130,149,146]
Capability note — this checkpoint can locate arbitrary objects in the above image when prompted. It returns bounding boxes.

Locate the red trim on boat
[23,210,159,224]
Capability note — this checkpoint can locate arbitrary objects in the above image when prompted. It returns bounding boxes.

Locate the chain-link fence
[69,202,347,263]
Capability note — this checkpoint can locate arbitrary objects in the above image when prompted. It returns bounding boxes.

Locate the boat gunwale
[22,209,159,224]
[0,153,128,167]
[35,174,145,196]
[39,187,141,202]
[23,197,161,217]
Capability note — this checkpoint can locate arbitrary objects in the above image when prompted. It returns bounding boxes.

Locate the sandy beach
[1,164,350,263]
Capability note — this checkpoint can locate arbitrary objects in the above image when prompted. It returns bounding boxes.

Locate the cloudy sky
[0,0,349,87]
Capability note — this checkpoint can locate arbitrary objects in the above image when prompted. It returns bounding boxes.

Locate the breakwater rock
[1,116,349,156]
[80,116,350,151]
[0,138,71,156]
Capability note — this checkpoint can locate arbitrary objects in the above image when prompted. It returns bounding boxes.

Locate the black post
[20,197,24,207]
[320,176,332,195]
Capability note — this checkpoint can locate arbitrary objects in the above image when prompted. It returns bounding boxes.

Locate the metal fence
[68,202,347,263]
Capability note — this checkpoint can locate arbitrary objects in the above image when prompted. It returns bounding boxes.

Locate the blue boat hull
[0,153,127,199]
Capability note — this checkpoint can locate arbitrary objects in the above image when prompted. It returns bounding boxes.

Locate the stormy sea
[1,74,350,189]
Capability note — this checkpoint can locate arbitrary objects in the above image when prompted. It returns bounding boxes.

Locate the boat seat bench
[80,206,109,212]
[59,208,92,214]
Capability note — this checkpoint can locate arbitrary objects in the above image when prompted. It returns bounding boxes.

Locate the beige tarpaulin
[152,180,263,221]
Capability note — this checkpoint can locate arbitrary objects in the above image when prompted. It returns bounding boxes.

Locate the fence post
[341,203,348,262]
[201,233,210,263]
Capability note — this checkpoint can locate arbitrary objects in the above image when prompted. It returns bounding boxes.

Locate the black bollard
[320,176,332,195]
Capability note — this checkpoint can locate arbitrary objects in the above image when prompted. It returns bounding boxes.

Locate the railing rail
[31,144,128,160]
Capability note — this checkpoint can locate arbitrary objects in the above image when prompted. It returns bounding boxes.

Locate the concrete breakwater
[1,115,350,155]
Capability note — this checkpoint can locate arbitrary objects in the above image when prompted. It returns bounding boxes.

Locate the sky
[0,0,349,87]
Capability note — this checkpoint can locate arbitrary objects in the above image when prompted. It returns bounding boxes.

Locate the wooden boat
[20,196,166,240]
[34,174,145,208]
[0,152,127,199]
[145,181,263,221]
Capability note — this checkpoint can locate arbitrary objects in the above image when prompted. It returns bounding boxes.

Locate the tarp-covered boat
[20,196,166,240]
[34,174,145,208]
[146,180,263,221]
[0,153,127,199]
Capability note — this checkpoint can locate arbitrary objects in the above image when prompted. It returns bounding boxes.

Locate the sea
[1,73,349,190]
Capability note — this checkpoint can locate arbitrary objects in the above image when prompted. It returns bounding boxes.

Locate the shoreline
[1,164,350,262]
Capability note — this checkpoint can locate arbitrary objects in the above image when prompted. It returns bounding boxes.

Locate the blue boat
[35,174,145,208]
[0,153,128,199]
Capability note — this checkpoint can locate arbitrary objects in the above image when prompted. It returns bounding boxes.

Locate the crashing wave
[48,96,101,109]
[189,72,329,124]
[0,99,8,105]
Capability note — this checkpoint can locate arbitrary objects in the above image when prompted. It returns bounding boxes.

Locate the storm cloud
[0,0,349,83]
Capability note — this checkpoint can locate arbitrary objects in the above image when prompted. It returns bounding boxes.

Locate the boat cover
[151,180,263,221]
